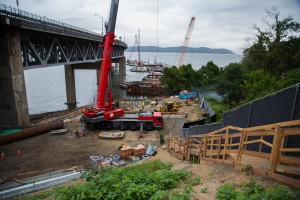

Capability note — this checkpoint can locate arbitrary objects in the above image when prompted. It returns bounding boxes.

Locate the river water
[24,52,241,114]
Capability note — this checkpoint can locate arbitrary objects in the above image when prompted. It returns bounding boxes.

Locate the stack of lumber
[118,145,133,159]
[132,144,146,158]
[118,144,146,159]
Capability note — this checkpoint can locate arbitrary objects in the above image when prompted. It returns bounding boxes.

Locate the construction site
[0,0,300,199]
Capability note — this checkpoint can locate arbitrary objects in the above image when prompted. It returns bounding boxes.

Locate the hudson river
[24,52,241,114]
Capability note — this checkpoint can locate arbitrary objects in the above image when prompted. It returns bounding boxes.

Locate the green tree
[198,61,220,85]
[241,7,300,75]
[160,66,185,94]
[214,63,244,107]
[178,64,196,88]
[275,68,300,90]
[242,69,277,103]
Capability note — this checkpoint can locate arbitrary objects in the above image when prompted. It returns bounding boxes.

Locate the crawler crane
[81,0,164,131]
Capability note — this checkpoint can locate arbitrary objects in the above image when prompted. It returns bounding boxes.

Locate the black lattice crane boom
[177,17,195,68]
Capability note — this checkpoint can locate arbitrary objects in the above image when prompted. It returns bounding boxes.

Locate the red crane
[82,0,164,131]
[81,0,164,131]
[82,0,124,120]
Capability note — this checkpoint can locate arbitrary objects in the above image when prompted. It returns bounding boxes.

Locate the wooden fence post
[186,136,190,161]
[210,134,215,158]
[203,135,207,158]
[237,129,246,161]
[222,127,229,160]
[217,135,222,159]
[270,125,282,172]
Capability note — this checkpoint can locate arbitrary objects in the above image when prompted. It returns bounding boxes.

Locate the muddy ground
[0,99,201,183]
[0,100,280,199]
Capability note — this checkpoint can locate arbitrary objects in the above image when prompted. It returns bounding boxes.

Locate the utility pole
[95,13,104,35]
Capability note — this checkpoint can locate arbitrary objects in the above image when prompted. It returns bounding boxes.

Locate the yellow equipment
[159,102,179,113]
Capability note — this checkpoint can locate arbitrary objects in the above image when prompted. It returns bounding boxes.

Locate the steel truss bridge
[0,3,127,69]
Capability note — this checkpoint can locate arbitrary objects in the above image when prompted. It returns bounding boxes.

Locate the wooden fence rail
[169,119,300,188]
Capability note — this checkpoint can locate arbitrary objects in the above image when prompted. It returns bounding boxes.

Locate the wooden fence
[169,119,300,188]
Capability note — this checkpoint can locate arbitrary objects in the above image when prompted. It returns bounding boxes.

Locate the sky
[1,0,300,54]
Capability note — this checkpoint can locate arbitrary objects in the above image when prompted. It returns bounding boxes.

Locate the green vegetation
[205,98,229,122]
[160,8,300,109]
[13,191,53,200]
[216,179,300,200]
[53,159,199,200]
[201,187,208,193]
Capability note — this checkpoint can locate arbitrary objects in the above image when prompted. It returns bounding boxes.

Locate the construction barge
[120,81,163,96]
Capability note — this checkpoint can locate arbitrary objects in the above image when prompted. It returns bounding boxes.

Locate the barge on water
[120,81,163,96]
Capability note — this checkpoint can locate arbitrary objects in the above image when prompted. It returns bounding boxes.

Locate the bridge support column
[64,64,77,109]
[0,28,30,127]
[118,56,126,83]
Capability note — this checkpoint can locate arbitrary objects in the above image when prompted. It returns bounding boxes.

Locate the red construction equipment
[81,0,164,131]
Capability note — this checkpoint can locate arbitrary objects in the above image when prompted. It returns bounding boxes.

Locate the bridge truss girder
[21,30,126,69]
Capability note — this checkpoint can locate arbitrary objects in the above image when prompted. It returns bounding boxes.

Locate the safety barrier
[170,119,300,188]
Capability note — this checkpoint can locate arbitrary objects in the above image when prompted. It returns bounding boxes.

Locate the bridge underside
[0,26,126,128]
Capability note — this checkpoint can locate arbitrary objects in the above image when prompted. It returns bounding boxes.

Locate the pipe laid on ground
[0,120,64,145]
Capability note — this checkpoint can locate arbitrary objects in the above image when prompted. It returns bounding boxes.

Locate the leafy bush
[216,180,299,200]
[205,98,229,122]
[55,159,198,200]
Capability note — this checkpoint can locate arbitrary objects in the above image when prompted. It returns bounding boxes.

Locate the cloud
[2,0,300,54]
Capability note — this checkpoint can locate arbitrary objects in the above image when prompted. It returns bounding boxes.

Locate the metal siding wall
[248,87,296,127]
[293,84,300,120]
[223,104,250,128]
[180,84,300,157]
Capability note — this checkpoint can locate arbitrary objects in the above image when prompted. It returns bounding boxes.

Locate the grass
[205,98,229,122]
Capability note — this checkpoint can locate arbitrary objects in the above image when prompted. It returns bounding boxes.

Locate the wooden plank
[252,167,300,189]
[228,132,242,138]
[207,127,228,135]
[282,127,300,136]
[277,119,300,127]
[237,130,246,161]
[280,148,300,152]
[227,149,239,154]
[209,134,215,158]
[217,135,222,158]
[227,143,240,147]
[278,155,300,166]
[243,139,261,145]
[243,150,270,160]
[246,130,274,137]
[270,126,282,172]
[227,126,244,131]
[222,127,229,160]
[246,124,276,132]
[259,139,273,148]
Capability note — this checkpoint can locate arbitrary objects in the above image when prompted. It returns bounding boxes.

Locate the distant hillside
[125,46,235,54]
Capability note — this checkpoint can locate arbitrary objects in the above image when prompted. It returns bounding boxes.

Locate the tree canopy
[160,8,299,108]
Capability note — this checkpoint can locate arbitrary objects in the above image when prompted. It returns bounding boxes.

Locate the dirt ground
[0,99,196,183]
[154,148,277,200]
[0,99,277,199]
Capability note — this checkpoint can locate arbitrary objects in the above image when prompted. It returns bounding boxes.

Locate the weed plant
[216,179,300,200]
[54,159,199,200]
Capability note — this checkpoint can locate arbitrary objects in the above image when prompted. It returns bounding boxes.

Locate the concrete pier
[64,56,126,107]
[64,64,77,109]
[0,28,30,127]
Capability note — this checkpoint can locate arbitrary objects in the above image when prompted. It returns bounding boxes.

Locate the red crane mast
[82,0,124,119]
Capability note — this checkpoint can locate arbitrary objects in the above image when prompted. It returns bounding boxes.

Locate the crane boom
[82,0,124,119]
[177,17,195,68]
